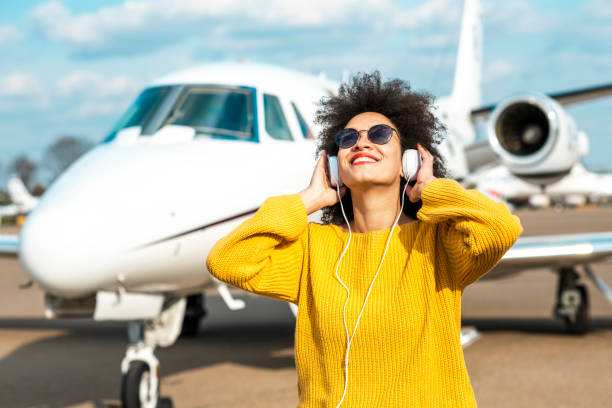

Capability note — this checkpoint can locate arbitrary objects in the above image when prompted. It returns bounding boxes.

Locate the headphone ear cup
[402,149,422,182]
[327,155,343,187]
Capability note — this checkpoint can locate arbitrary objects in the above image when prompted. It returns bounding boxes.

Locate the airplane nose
[19,203,115,297]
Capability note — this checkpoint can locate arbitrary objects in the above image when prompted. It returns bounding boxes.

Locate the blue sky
[0,0,611,185]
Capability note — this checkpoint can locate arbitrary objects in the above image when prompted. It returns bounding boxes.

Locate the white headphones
[327,149,421,407]
[327,149,422,187]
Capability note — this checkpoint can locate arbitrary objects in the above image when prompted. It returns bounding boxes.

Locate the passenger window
[291,102,314,139]
[264,94,293,141]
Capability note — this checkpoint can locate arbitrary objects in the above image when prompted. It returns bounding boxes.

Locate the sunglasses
[335,124,398,149]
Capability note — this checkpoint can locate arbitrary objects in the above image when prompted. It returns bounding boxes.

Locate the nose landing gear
[120,297,185,408]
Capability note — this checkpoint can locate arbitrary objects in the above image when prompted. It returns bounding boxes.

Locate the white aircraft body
[2,1,612,407]
[0,203,18,217]
[0,177,39,217]
[467,163,612,208]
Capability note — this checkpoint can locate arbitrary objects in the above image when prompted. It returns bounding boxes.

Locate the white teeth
[353,157,377,164]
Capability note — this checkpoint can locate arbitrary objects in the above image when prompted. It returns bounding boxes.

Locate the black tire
[564,285,591,335]
[180,294,206,337]
[180,316,201,337]
[158,397,174,408]
[121,361,158,408]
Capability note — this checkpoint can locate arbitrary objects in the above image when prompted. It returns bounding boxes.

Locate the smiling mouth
[351,157,378,165]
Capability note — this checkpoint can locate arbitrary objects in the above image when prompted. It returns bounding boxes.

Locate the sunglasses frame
[335,123,399,149]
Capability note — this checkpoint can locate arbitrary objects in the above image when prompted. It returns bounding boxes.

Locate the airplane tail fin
[7,177,37,208]
[451,0,483,110]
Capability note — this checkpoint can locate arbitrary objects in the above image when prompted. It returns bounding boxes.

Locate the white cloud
[0,72,50,111]
[0,70,142,120]
[393,0,460,29]
[30,0,350,49]
[484,59,517,83]
[31,0,458,56]
[71,99,129,118]
[53,71,143,119]
[0,25,21,46]
[575,0,612,43]
[57,71,137,98]
[0,72,42,96]
[407,34,453,49]
[32,1,154,47]
[486,0,554,35]
[583,0,612,19]
[2,70,138,99]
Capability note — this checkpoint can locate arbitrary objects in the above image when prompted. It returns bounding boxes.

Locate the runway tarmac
[2,206,612,407]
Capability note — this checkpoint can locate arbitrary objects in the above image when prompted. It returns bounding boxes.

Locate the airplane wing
[470,82,612,121]
[0,234,19,258]
[488,231,612,278]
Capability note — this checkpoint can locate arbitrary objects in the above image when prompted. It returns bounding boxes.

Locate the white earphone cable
[334,181,409,408]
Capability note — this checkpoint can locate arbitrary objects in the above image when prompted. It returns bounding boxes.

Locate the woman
[206,72,522,407]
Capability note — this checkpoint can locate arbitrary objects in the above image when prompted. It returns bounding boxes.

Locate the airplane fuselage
[19,62,328,298]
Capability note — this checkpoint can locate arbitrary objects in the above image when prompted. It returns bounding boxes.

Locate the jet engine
[487,92,588,185]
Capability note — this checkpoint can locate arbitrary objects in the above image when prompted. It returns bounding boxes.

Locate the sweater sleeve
[417,178,523,289]
[205,194,309,304]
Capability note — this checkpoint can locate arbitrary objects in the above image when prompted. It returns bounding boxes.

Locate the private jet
[0,177,39,218]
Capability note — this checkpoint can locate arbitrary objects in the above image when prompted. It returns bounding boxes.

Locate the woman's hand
[299,150,347,215]
[406,143,437,203]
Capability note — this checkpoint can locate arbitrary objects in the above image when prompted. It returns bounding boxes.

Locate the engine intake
[487,92,587,185]
[495,102,549,156]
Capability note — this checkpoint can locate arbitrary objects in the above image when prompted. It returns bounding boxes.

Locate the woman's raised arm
[207,152,346,304]
[206,194,310,304]
[417,178,523,289]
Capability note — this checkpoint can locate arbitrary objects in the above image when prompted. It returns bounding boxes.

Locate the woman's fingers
[404,184,414,199]
[407,144,437,202]
[300,151,347,213]
[316,151,347,206]
[409,184,421,203]
[417,143,434,180]
[317,150,327,180]
[417,143,433,159]
[314,151,332,188]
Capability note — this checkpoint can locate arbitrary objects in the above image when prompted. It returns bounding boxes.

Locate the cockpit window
[291,102,314,139]
[264,94,293,141]
[102,86,171,143]
[163,87,255,141]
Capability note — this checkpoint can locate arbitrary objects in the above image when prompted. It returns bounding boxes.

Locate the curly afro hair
[315,70,447,225]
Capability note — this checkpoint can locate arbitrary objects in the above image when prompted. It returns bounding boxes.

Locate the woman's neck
[347,185,411,233]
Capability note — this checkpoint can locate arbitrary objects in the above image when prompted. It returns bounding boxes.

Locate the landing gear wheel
[555,268,591,335]
[121,361,158,408]
[180,317,200,337]
[563,285,590,334]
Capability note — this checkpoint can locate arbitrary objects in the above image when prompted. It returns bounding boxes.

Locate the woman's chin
[344,176,396,190]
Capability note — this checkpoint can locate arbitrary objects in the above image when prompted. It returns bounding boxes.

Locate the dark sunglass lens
[335,129,358,148]
[368,125,393,145]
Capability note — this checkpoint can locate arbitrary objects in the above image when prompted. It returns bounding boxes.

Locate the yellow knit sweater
[206,178,522,407]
